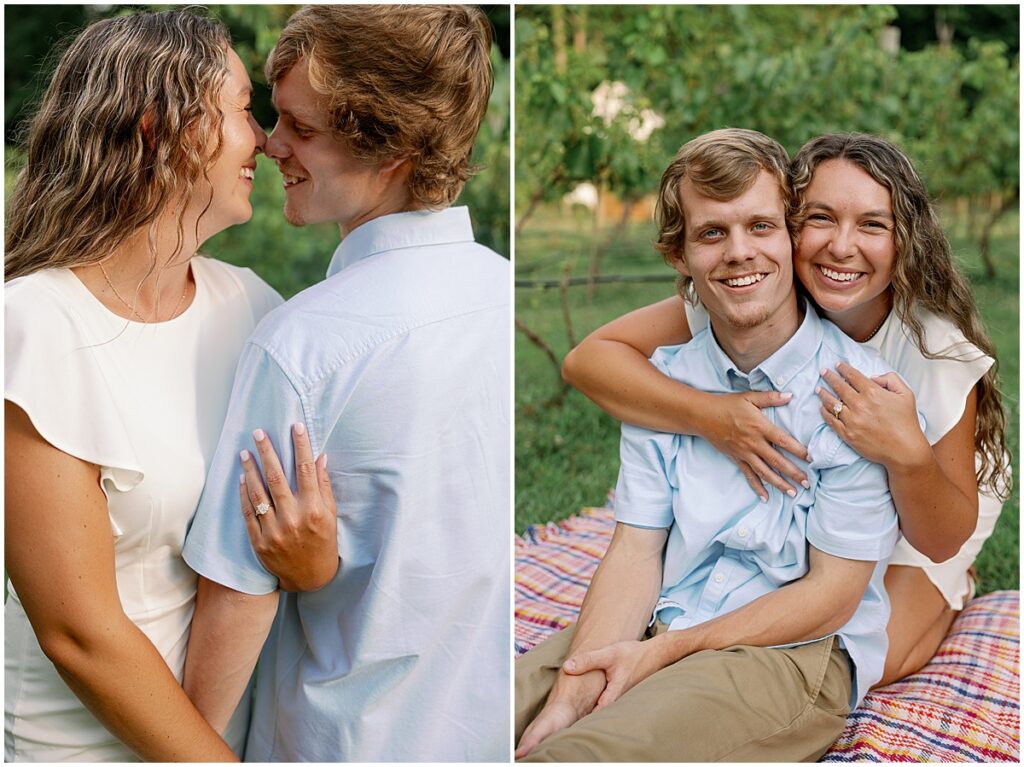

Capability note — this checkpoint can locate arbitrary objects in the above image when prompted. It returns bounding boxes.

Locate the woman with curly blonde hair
[563,132,1009,687]
[5,10,282,761]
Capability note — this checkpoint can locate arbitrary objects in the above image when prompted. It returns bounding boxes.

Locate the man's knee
[519,639,850,762]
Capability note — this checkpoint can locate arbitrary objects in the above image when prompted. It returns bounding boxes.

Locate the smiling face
[265,58,396,233]
[794,159,896,339]
[192,48,267,242]
[676,169,797,344]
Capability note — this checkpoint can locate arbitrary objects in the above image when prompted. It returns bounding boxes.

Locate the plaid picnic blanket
[515,505,1020,762]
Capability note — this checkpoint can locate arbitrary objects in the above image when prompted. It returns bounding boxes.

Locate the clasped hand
[515,640,663,758]
[239,423,339,592]
[817,362,928,467]
[701,390,809,501]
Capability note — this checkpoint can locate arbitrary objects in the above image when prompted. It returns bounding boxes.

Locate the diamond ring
[832,401,844,418]
[255,501,271,516]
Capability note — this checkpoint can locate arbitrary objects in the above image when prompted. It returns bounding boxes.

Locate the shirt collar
[706,300,823,390]
[326,206,476,277]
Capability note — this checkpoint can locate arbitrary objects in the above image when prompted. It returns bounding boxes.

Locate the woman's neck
[824,290,894,343]
[73,215,199,322]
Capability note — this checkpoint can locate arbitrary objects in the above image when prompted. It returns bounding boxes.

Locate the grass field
[515,204,1020,593]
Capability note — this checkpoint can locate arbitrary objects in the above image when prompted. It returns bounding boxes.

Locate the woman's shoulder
[884,306,994,444]
[6,269,88,339]
[192,256,284,320]
[891,305,989,366]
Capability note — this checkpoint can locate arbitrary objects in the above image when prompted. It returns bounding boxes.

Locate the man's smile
[719,272,768,289]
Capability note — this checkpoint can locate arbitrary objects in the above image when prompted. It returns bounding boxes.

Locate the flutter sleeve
[5,275,144,499]
[873,308,993,445]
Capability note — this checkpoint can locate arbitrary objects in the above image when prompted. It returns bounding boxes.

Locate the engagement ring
[832,401,844,418]
[255,501,271,516]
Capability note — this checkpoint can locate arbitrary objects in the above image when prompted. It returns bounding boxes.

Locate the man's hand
[515,699,583,759]
[563,638,669,710]
[515,672,605,759]
[240,423,339,591]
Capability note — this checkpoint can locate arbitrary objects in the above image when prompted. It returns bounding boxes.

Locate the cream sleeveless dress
[4,257,282,761]
[685,302,1002,610]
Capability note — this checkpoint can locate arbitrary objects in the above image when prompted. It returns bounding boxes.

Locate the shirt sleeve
[613,423,676,530]
[806,440,900,562]
[183,341,310,595]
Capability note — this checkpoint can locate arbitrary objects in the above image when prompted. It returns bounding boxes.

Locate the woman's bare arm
[5,401,238,762]
[562,296,809,498]
[184,578,279,734]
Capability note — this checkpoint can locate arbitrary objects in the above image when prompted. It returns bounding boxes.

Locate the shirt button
[737,527,748,538]
[714,573,724,584]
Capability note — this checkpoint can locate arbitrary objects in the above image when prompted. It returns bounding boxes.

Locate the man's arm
[183,578,279,733]
[564,545,874,706]
[565,436,899,707]
[181,343,311,727]
[515,522,667,758]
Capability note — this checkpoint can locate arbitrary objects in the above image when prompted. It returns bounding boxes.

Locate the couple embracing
[6,5,508,762]
[515,128,1008,761]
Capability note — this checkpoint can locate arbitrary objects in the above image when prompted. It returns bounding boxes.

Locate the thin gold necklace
[99,262,189,322]
[860,311,889,343]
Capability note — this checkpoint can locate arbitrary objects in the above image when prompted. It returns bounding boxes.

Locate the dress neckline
[63,259,203,327]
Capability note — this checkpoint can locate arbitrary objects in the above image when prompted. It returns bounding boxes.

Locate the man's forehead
[271,61,328,125]
[680,173,786,224]
[271,84,319,121]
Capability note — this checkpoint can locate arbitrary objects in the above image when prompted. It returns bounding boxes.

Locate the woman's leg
[874,565,958,688]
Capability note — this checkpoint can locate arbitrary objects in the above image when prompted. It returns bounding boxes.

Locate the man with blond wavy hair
[181,6,509,761]
[515,129,901,761]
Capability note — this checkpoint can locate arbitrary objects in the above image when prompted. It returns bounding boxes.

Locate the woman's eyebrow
[805,201,893,220]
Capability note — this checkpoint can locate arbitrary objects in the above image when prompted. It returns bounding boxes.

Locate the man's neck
[710,295,803,374]
[339,189,423,239]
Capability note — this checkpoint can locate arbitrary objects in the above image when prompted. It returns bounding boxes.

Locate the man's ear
[378,157,410,175]
[671,250,690,278]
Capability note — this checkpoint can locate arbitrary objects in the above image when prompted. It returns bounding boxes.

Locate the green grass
[515,205,1020,593]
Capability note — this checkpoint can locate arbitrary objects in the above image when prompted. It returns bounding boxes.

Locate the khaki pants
[515,624,851,762]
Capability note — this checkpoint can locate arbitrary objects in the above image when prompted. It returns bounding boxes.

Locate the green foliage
[460,49,511,258]
[514,210,1020,593]
[4,4,510,284]
[515,5,1019,226]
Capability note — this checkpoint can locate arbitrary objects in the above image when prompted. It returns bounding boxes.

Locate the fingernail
[787,488,797,498]
[253,428,266,442]
[820,368,827,376]
[760,494,768,503]
[780,392,793,402]
[563,659,575,671]
[321,454,328,469]
[815,386,822,395]
[240,449,251,462]
[239,474,246,485]
[294,422,305,435]
[802,480,810,489]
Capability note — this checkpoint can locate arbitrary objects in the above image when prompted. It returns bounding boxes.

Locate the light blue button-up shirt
[614,304,904,707]
[183,207,509,761]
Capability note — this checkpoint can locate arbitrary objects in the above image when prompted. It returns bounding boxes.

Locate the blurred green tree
[4,3,510,295]
[515,4,1018,264]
